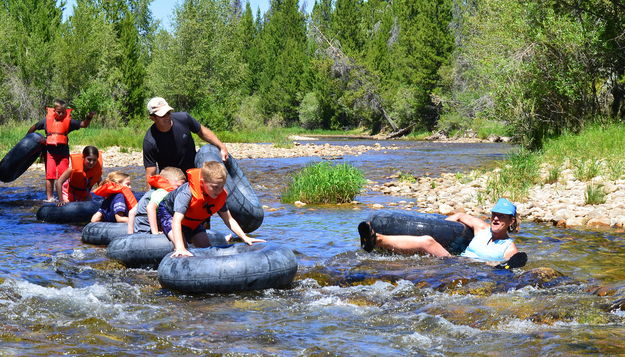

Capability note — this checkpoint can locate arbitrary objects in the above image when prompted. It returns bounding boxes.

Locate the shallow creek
[0,140,624,355]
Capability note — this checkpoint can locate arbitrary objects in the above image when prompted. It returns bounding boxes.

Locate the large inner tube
[194,144,264,233]
[107,230,230,268]
[158,243,298,294]
[81,222,128,245]
[369,211,474,255]
[36,200,100,224]
[0,133,45,182]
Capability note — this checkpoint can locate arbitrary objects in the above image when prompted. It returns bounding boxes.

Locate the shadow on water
[1,139,625,355]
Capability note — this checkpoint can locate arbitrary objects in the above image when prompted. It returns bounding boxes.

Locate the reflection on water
[1,140,624,355]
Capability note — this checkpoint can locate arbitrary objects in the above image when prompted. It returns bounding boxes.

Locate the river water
[1,140,624,355]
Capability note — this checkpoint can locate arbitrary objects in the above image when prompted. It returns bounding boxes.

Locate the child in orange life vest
[157,161,266,257]
[54,146,102,205]
[90,171,137,223]
[127,167,186,234]
[27,99,95,202]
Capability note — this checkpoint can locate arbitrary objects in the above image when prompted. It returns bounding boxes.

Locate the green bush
[281,161,366,204]
[298,92,322,129]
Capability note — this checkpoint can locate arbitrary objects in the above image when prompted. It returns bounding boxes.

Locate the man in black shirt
[143,97,229,186]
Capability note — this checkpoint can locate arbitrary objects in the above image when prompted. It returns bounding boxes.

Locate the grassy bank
[483,123,625,201]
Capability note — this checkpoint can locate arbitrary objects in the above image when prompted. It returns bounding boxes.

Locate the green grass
[545,166,560,184]
[484,149,540,202]
[585,183,606,205]
[397,172,417,183]
[281,161,366,204]
[541,123,625,180]
[482,122,625,202]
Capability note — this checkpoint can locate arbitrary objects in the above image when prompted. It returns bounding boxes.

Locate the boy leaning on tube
[157,161,265,257]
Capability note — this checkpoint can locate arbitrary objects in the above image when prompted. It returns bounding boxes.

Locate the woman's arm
[502,242,519,260]
[446,212,490,232]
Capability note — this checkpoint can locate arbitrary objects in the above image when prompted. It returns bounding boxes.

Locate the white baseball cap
[147,97,174,116]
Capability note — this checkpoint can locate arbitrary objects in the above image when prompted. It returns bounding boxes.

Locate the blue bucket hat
[491,198,516,216]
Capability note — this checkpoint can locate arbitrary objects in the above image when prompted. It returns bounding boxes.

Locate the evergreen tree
[256,0,308,123]
[1,0,63,120]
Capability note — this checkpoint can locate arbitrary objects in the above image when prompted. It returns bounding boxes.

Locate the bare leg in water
[375,232,452,257]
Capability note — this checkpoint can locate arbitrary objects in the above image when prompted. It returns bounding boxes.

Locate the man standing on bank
[143,97,229,185]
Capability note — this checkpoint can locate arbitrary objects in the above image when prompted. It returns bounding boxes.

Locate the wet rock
[609,297,625,311]
[517,267,564,288]
[586,286,617,297]
[294,201,306,207]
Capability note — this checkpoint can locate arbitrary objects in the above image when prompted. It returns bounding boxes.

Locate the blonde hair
[200,161,227,183]
[160,167,185,182]
[103,171,130,185]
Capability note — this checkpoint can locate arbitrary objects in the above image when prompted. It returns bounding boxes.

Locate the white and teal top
[460,228,513,262]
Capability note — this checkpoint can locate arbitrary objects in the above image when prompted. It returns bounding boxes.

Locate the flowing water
[1,140,624,356]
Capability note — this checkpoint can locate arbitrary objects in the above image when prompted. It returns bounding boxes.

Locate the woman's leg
[376,233,452,257]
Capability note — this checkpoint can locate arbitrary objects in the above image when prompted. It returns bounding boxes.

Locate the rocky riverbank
[369,165,625,229]
[28,141,399,171]
[25,140,625,229]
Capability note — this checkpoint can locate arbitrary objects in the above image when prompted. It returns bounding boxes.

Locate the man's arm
[197,125,229,162]
[145,166,157,190]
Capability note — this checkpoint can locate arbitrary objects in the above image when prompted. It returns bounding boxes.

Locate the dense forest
[1,0,624,147]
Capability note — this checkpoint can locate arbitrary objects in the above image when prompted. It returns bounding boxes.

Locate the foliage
[281,161,366,204]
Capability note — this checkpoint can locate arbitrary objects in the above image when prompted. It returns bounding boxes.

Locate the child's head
[200,161,227,198]
[160,166,186,189]
[53,99,68,118]
[82,146,99,170]
[106,171,131,188]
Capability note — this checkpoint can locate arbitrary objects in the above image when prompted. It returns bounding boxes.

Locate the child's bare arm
[170,212,193,257]
[218,210,266,245]
[55,169,72,204]
[114,212,129,223]
[146,201,160,234]
[127,207,137,234]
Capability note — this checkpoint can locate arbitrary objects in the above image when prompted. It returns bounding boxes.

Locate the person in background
[27,99,94,201]
[90,171,137,223]
[142,97,228,189]
[127,166,186,234]
[55,146,102,205]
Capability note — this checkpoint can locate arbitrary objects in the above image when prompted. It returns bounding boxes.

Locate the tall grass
[484,149,539,202]
[585,183,606,205]
[541,123,625,180]
[281,161,366,204]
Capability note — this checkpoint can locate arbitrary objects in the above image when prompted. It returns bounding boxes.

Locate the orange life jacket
[45,107,72,145]
[147,175,177,192]
[68,153,103,201]
[93,181,137,209]
[181,168,228,230]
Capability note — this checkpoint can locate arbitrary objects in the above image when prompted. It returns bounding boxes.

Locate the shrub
[298,92,322,129]
[281,161,366,204]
